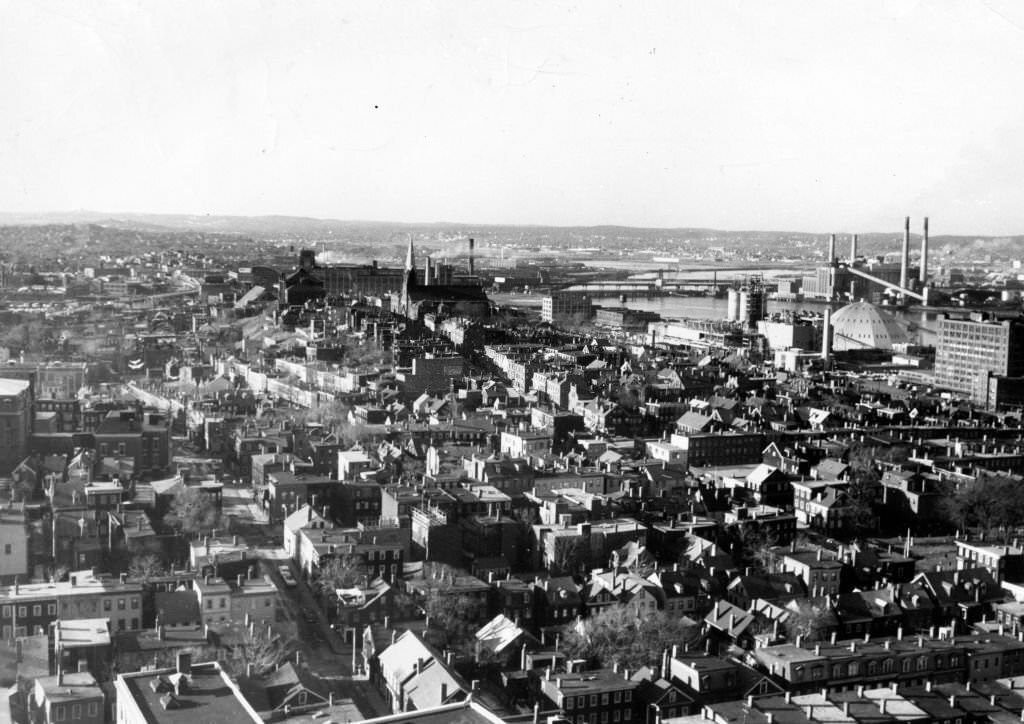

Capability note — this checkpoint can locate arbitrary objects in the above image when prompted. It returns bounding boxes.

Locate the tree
[313,552,368,600]
[423,592,485,654]
[562,604,702,670]
[942,472,1024,540]
[225,626,292,676]
[844,444,880,539]
[784,600,834,644]
[419,563,487,654]
[548,535,585,576]
[129,553,167,582]
[730,522,778,575]
[163,486,222,535]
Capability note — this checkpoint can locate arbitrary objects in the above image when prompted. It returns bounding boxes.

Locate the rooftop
[118,660,262,724]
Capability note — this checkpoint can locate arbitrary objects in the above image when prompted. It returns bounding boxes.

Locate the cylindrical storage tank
[726,288,740,322]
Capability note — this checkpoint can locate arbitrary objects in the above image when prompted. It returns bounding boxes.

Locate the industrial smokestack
[919,217,929,285]
[424,255,433,286]
[827,234,836,265]
[821,308,832,360]
[900,216,910,294]
[468,237,475,277]
[850,234,858,263]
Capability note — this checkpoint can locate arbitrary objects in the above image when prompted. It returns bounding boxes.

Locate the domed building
[830,301,909,351]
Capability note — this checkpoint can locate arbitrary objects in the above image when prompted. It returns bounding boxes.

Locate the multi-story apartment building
[540,667,640,724]
[0,504,29,584]
[1,570,143,640]
[0,377,32,475]
[934,315,1024,406]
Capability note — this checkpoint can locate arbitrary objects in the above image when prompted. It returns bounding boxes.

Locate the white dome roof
[830,302,908,351]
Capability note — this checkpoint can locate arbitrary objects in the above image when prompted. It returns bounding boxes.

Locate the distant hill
[0,211,1021,260]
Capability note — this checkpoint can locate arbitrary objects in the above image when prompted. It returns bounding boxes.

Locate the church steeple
[404,236,415,272]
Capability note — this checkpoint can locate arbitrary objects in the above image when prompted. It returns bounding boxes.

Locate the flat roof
[120,661,261,724]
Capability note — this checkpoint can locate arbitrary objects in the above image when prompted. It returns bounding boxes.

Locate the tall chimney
[900,216,910,294]
[828,234,836,265]
[468,237,475,277]
[821,308,832,361]
[919,216,929,285]
[850,234,858,263]
[424,256,433,286]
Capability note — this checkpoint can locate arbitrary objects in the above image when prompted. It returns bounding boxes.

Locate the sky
[2,1,1024,235]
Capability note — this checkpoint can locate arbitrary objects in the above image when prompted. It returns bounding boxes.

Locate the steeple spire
[405,236,415,272]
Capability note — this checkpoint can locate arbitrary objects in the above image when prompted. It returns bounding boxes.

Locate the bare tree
[563,604,702,670]
[226,626,293,676]
[163,486,222,535]
[129,553,167,582]
[548,535,585,576]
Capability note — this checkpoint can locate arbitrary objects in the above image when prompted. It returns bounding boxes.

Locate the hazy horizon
[4,2,1024,236]
[3,207,1022,240]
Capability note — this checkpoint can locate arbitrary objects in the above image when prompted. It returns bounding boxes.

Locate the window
[32,605,41,617]
[206,599,212,609]
[614,712,621,722]
[17,606,26,618]
[72,703,81,719]
[614,692,622,704]
[131,618,138,629]
[601,713,609,723]
[103,600,112,612]
[3,544,10,554]
[848,663,858,676]
[220,598,226,608]
[47,604,56,615]
[623,710,632,721]
[625,692,632,703]
[602,694,609,705]
[566,698,574,711]
[117,598,126,611]
[590,695,598,707]
[131,598,139,610]
[117,619,125,631]
[55,704,65,721]
[87,703,98,717]
[0,606,8,618]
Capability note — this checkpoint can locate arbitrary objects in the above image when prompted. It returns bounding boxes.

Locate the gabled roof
[676,411,713,432]
[377,630,438,687]
[283,504,326,534]
[403,659,468,711]
[475,614,536,654]
[704,600,757,638]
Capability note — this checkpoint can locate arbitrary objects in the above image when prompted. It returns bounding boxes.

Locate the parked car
[278,565,297,587]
